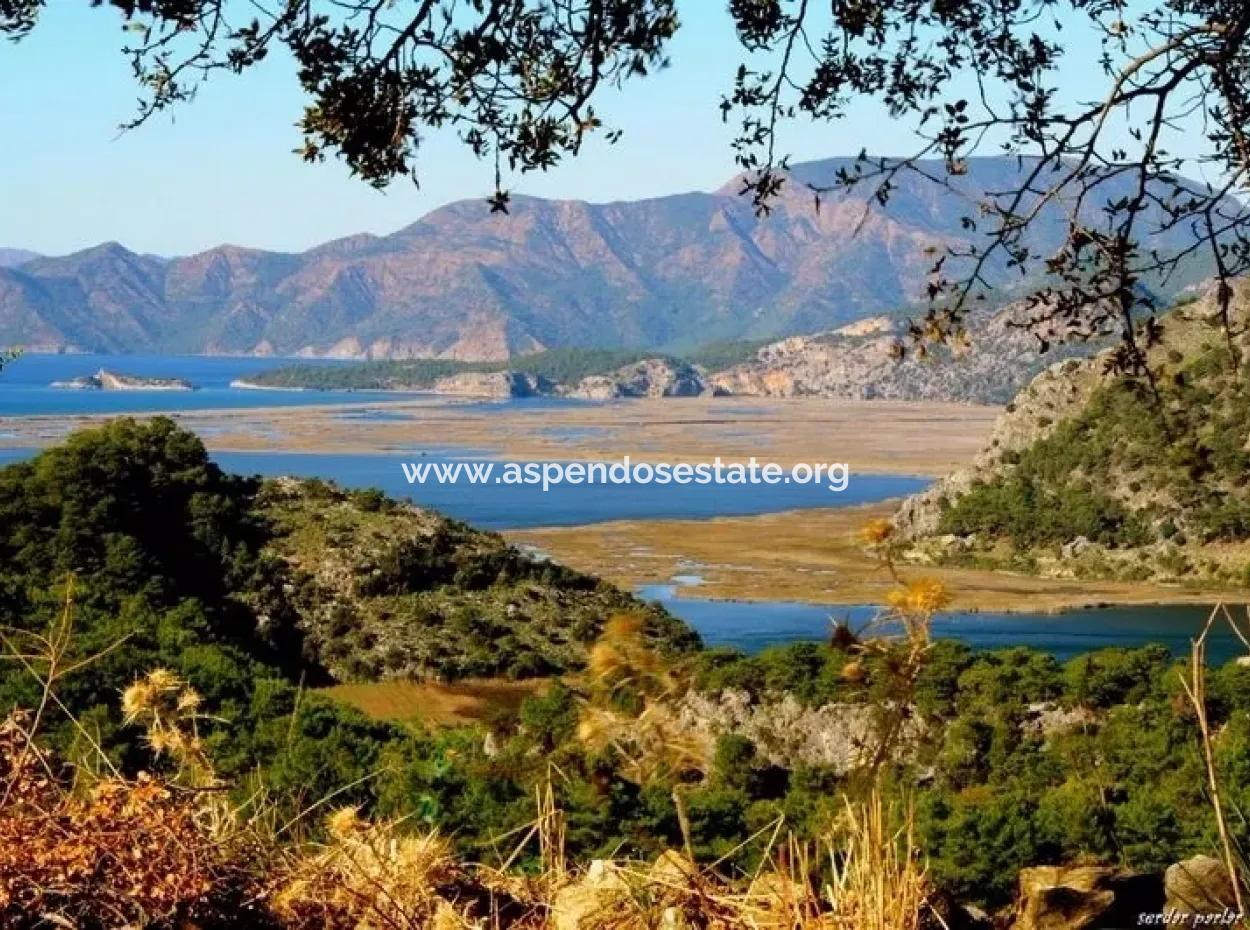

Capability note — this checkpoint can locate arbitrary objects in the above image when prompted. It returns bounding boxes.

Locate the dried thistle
[121,668,215,784]
[886,578,952,616]
[858,518,895,547]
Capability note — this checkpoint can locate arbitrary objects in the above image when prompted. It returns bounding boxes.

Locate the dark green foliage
[518,680,579,752]
[681,636,1239,906]
[712,734,758,790]
[918,788,1054,903]
[1062,645,1174,708]
[912,640,976,717]
[682,340,771,371]
[955,648,1064,711]
[0,418,305,761]
[247,358,480,391]
[691,640,853,706]
[0,417,263,616]
[940,473,1146,549]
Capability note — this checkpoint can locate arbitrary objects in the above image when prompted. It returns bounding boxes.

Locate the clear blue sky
[0,3,1202,257]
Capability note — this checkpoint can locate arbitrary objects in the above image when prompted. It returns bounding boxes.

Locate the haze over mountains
[0,248,40,268]
[0,157,1227,360]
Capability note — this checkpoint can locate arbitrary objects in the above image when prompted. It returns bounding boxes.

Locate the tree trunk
[672,784,695,863]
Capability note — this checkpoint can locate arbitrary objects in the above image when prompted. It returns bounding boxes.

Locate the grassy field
[0,396,1001,477]
[322,678,551,726]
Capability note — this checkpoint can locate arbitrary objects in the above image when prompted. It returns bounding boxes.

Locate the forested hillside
[0,419,694,753]
[898,283,1250,585]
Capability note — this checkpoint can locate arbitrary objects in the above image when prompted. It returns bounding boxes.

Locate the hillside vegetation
[257,476,694,680]
[898,284,1250,585]
[244,343,762,392]
[5,421,1250,927]
[0,419,694,755]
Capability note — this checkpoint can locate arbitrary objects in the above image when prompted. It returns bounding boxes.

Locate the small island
[51,368,196,391]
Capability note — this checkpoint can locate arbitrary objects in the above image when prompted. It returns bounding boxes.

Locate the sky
[0,2,1213,257]
[2,3,877,257]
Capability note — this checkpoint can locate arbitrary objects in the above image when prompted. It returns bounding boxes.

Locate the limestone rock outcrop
[1011,866,1162,930]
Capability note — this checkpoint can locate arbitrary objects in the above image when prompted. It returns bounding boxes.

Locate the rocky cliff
[708,303,1098,404]
[569,357,709,399]
[430,370,557,398]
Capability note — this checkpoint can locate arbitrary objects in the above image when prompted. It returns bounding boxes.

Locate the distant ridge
[0,157,1232,360]
[0,248,39,268]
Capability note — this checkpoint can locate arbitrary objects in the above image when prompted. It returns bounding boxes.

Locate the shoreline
[0,394,1002,477]
[2,395,1244,613]
[640,581,1228,615]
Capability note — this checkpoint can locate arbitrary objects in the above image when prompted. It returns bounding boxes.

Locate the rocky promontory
[429,358,714,399]
[568,357,711,399]
[51,368,195,391]
[430,370,558,398]
[892,282,1250,588]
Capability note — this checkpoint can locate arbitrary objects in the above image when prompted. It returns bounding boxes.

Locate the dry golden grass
[270,810,516,930]
[322,677,550,726]
[0,664,259,930]
[3,695,940,930]
[0,592,943,930]
[823,794,933,930]
[509,501,1240,611]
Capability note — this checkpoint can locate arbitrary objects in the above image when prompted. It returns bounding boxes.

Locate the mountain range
[0,157,1228,360]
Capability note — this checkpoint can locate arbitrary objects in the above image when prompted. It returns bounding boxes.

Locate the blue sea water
[0,353,410,416]
[639,584,1236,664]
[0,353,605,417]
[210,450,929,529]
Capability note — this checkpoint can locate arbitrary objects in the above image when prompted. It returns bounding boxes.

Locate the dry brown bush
[0,711,247,929]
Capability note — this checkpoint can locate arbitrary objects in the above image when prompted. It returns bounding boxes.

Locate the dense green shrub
[940,474,1146,548]
[1063,645,1173,708]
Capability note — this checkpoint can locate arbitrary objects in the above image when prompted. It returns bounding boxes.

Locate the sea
[0,353,402,416]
